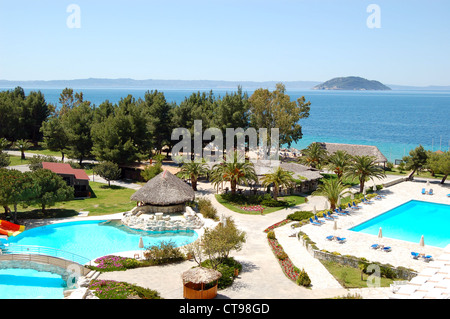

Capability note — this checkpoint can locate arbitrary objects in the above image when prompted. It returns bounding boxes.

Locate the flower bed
[267,236,300,282]
[263,219,290,233]
[91,255,140,272]
[89,279,161,299]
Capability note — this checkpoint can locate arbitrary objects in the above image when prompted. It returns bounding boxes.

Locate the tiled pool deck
[297,179,449,299]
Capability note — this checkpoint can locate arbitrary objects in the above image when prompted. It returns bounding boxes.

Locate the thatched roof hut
[181,267,222,284]
[253,161,322,182]
[130,170,195,212]
[315,142,388,164]
[182,266,222,299]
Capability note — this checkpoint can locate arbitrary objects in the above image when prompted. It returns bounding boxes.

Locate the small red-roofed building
[42,162,91,198]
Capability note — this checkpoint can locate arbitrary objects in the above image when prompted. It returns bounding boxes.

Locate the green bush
[296,269,311,287]
[261,198,288,207]
[287,211,314,221]
[197,198,218,220]
[201,257,242,289]
[267,231,276,240]
[143,240,185,264]
[276,251,288,260]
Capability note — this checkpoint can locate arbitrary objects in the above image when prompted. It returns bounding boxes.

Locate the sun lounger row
[422,188,433,195]
[326,235,346,243]
[411,252,433,262]
[370,244,392,252]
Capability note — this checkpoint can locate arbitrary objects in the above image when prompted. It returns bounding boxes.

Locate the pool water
[8,219,198,261]
[350,200,450,248]
[0,268,66,299]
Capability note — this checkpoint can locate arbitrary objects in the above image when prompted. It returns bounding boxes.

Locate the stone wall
[299,235,418,281]
[0,260,72,282]
[131,203,186,214]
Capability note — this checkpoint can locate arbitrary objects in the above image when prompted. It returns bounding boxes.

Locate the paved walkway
[9,152,447,299]
[97,181,395,299]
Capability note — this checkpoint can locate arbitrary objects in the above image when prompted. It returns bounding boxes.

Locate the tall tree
[40,117,69,161]
[213,87,250,134]
[171,90,218,151]
[427,151,450,184]
[0,168,35,222]
[344,155,386,193]
[21,91,51,142]
[313,178,351,211]
[30,168,74,215]
[94,161,122,187]
[178,160,209,191]
[91,95,152,164]
[62,102,94,165]
[326,150,352,180]
[13,139,33,160]
[402,145,428,177]
[249,83,310,148]
[141,90,174,154]
[210,152,257,194]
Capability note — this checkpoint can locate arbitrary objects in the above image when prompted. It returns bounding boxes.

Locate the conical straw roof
[182,266,222,284]
[131,170,195,205]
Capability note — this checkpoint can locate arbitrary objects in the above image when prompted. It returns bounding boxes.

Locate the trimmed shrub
[197,198,218,220]
[296,268,311,287]
[267,231,276,240]
[287,211,314,221]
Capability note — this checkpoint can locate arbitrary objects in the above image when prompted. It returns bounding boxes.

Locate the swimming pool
[0,268,66,299]
[350,200,450,248]
[7,219,198,261]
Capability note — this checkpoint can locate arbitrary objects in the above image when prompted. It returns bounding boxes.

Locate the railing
[1,244,92,267]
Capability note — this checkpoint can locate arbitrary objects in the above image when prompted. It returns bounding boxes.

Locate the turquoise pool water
[1,220,197,299]
[0,268,66,299]
[350,200,450,248]
[7,219,198,260]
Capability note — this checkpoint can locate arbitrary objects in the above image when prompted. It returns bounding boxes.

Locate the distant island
[312,76,391,91]
[1,77,448,91]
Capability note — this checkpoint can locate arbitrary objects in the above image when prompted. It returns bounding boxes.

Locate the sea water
[7,87,450,162]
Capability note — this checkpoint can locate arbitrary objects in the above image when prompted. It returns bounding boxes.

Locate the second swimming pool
[350,200,450,248]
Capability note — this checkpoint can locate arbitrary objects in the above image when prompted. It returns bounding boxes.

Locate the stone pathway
[97,181,394,299]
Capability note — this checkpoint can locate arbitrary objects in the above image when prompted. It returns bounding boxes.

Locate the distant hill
[312,76,391,91]
[0,78,320,90]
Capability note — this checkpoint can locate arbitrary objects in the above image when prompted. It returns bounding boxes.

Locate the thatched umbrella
[182,267,222,299]
[131,170,195,206]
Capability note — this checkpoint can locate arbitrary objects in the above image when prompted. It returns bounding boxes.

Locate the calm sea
[5,87,450,162]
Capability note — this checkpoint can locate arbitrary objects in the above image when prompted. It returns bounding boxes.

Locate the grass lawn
[16,182,136,218]
[320,260,397,288]
[7,155,32,166]
[215,194,306,215]
[26,147,62,158]
[385,169,446,180]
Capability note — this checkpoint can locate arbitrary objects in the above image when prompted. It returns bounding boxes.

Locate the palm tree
[326,150,352,180]
[178,160,209,191]
[0,138,9,151]
[13,139,33,160]
[261,166,294,201]
[298,142,328,169]
[344,155,386,193]
[312,178,350,211]
[210,151,257,194]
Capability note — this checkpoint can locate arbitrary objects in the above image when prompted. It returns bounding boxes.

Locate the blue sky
[0,0,449,86]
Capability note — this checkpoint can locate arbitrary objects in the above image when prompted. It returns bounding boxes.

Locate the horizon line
[1,77,450,89]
